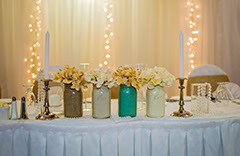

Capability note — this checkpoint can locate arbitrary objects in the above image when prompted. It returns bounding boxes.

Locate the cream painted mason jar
[146,86,165,117]
[92,85,111,118]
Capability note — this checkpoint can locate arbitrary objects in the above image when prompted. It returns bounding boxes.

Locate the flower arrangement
[52,65,88,91]
[114,65,143,89]
[84,68,116,88]
[140,67,175,89]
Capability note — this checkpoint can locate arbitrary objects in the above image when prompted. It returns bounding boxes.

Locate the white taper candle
[179,31,184,78]
[44,31,49,79]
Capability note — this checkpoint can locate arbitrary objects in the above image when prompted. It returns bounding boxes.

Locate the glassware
[0,103,9,120]
[215,82,233,102]
[79,63,91,112]
[135,63,147,110]
[23,85,38,117]
[191,83,211,114]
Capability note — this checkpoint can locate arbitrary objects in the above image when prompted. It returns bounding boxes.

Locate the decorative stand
[36,80,58,120]
[170,78,192,117]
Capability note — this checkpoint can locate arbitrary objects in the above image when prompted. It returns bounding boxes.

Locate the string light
[187,0,199,70]
[25,0,42,84]
[100,0,114,67]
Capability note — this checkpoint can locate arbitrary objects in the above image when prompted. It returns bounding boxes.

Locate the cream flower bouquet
[84,68,116,88]
[52,65,88,91]
[114,65,143,89]
[140,67,175,89]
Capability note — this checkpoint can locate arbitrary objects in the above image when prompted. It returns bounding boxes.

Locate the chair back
[187,65,230,96]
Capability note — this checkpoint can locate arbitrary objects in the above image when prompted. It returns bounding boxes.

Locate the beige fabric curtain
[199,0,240,86]
[0,0,187,98]
[0,0,239,98]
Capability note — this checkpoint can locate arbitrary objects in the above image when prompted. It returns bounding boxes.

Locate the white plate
[169,96,192,102]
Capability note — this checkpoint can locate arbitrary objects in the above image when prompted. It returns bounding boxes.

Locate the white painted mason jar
[146,86,165,117]
[92,85,111,118]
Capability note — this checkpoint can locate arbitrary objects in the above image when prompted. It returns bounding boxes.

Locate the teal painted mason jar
[119,84,137,117]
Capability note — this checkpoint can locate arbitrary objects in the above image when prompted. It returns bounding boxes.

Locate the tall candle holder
[170,78,192,117]
[36,80,58,120]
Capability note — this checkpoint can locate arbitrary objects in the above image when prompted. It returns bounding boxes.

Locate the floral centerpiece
[53,65,88,91]
[114,65,143,117]
[84,68,115,118]
[140,66,175,89]
[114,65,143,89]
[52,65,87,117]
[140,66,175,118]
[84,68,116,88]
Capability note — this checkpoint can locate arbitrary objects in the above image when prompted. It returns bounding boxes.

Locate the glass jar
[119,84,137,117]
[0,104,9,120]
[146,86,165,117]
[92,85,111,118]
[64,84,83,117]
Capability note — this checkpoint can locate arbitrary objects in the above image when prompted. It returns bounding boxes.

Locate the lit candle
[179,31,184,78]
[44,31,49,79]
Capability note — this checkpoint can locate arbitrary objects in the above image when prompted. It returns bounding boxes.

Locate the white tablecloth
[0,100,240,156]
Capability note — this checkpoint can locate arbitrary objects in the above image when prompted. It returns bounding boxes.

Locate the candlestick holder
[170,78,192,117]
[36,80,58,120]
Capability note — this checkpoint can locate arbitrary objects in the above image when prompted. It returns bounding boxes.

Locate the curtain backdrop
[0,0,239,98]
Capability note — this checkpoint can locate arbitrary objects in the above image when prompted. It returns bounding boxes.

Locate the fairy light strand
[186,0,200,70]
[99,0,114,67]
[25,0,42,84]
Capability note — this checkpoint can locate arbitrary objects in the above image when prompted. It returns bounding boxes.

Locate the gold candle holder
[36,80,58,120]
[170,78,192,117]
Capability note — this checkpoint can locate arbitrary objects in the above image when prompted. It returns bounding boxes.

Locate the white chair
[187,65,230,96]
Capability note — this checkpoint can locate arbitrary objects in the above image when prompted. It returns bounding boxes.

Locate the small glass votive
[0,103,10,120]
[191,83,211,114]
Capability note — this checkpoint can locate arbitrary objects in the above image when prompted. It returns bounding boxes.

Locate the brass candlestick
[36,80,58,120]
[170,78,192,117]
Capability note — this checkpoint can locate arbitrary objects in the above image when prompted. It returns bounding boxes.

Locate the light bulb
[99,63,103,67]
[196,15,200,18]
[30,29,33,32]
[195,5,199,8]
[33,44,36,47]
[190,8,194,12]
[24,58,28,62]
[32,52,35,55]
[104,8,108,12]
[37,56,40,59]
[106,54,110,58]
[109,4,113,8]
[191,65,195,69]
[106,40,110,44]
[37,68,40,71]
[30,59,33,62]
[187,1,190,5]
[190,25,193,28]
[29,24,32,28]
[110,18,114,22]
[107,24,111,28]
[187,42,190,46]
[39,28,42,31]
[190,60,194,63]
[28,80,31,83]
[190,54,194,58]
[193,38,198,41]
[105,45,110,50]
[37,33,40,37]
[110,32,114,36]
[38,63,41,66]
[192,23,196,26]
[30,15,33,18]
[105,34,108,38]
[104,61,108,65]
[27,70,30,73]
